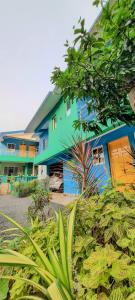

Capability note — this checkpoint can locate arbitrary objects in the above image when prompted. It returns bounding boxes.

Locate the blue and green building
[0,131,38,183]
[25,89,135,194]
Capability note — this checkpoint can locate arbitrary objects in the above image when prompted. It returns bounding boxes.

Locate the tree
[51,0,135,132]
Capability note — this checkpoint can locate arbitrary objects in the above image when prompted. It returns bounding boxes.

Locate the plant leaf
[67,203,76,292]
[58,210,69,288]
[1,276,47,296]
[0,211,55,275]
[0,279,9,300]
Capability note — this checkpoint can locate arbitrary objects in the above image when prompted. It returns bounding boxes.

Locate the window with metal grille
[92,146,105,165]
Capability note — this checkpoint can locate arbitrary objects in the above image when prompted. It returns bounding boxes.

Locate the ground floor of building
[0,162,38,183]
[38,125,135,194]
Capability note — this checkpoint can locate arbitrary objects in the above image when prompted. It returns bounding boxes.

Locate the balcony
[0,149,37,163]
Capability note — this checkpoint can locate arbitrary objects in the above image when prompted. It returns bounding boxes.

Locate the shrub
[38,176,50,191]
[12,180,38,197]
[1,188,135,299]
[28,186,51,221]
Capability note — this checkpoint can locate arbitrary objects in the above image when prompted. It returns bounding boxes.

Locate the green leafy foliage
[28,187,51,221]
[51,0,135,131]
[0,279,9,300]
[0,204,76,300]
[1,188,135,299]
[12,180,38,198]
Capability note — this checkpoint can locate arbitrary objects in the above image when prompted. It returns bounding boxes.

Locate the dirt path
[0,195,64,232]
[0,195,32,231]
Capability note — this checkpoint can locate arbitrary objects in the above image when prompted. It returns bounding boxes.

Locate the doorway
[108,136,135,186]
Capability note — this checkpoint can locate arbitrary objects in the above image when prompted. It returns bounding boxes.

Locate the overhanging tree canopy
[51,0,135,133]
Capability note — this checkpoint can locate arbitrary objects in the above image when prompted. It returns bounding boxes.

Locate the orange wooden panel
[20,144,26,157]
[108,136,135,186]
[29,145,36,158]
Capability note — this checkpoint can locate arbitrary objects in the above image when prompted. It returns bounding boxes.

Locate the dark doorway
[49,162,63,193]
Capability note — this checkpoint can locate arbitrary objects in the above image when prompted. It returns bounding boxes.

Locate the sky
[0,0,100,132]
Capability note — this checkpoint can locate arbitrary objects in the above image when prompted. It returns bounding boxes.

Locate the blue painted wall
[38,130,48,153]
[0,136,37,154]
[46,125,135,194]
[88,125,135,193]
[63,163,80,195]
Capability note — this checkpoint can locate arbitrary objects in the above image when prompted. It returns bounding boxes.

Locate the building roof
[2,132,38,142]
[25,88,61,133]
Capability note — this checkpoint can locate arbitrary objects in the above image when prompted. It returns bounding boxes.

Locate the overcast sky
[0,0,100,132]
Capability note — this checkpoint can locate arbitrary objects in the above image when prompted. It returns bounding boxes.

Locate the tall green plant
[0,204,76,300]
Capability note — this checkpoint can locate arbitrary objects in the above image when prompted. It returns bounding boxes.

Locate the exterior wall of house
[0,136,37,154]
[0,131,38,178]
[62,125,135,194]
[35,97,80,164]
[45,125,135,195]
[90,125,135,192]
[33,96,135,195]
[0,162,34,176]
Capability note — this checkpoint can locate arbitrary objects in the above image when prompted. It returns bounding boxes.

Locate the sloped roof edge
[25,88,61,133]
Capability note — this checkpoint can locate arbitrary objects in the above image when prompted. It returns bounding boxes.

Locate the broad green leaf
[48,247,65,285]
[0,279,9,300]
[67,203,76,292]
[47,280,68,300]
[0,254,37,267]
[109,288,124,300]
[1,248,54,285]
[58,210,69,288]
[0,211,55,275]
[17,297,44,300]
[2,276,47,296]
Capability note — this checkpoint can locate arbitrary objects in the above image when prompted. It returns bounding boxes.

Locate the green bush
[28,186,51,221]
[3,188,135,299]
[12,180,38,197]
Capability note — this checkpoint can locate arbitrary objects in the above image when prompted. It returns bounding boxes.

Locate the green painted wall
[34,97,120,165]
[0,155,34,163]
[35,98,83,164]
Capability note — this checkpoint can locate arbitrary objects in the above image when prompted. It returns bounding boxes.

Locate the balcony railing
[0,149,38,158]
[0,175,37,184]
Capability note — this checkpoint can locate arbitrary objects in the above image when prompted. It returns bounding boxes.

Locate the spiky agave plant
[64,137,99,197]
[0,204,76,300]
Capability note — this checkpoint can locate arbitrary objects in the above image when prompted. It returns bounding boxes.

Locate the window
[43,138,48,150]
[52,115,57,130]
[7,143,15,152]
[92,146,104,165]
[4,166,18,176]
[66,100,71,116]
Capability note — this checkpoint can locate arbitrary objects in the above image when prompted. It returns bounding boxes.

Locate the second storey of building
[0,131,38,163]
[25,89,121,165]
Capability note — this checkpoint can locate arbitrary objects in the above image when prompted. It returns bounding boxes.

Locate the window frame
[42,138,48,150]
[92,145,105,165]
[52,115,57,130]
[66,100,71,116]
[7,143,16,152]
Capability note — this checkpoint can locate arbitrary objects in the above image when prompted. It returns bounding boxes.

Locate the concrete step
[50,192,77,206]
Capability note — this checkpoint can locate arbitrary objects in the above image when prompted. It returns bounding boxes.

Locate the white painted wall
[38,165,47,179]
